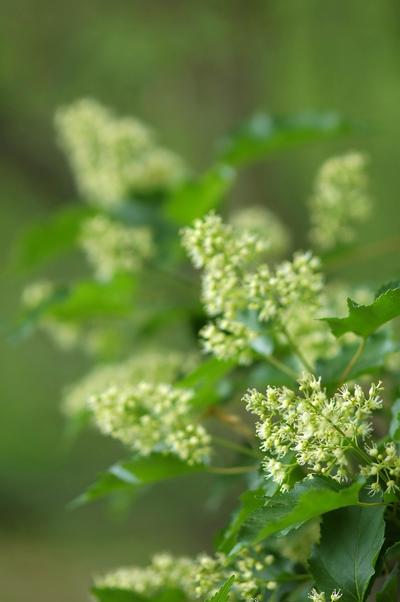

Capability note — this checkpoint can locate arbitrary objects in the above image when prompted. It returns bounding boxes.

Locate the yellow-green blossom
[230,205,290,258]
[308,588,342,602]
[80,215,154,281]
[309,152,371,251]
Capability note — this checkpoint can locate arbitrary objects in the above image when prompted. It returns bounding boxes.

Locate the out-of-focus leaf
[323,285,400,338]
[237,478,362,547]
[13,205,93,271]
[72,453,206,506]
[92,587,185,602]
[376,568,399,602]
[48,274,136,322]
[309,505,385,602]
[316,332,396,387]
[177,357,235,408]
[389,399,400,441]
[165,164,236,225]
[206,575,235,602]
[218,112,352,166]
[247,362,296,388]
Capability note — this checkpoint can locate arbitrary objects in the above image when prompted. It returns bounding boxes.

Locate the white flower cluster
[79,215,154,281]
[194,548,276,601]
[230,205,290,258]
[309,588,342,602]
[244,373,383,490]
[89,382,210,465]
[361,442,400,495]
[63,349,196,417]
[55,98,186,208]
[309,152,371,251]
[95,553,197,598]
[181,212,322,364]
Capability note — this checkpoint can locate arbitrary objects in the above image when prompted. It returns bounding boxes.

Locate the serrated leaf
[177,357,235,409]
[72,453,206,507]
[309,505,385,602]
[237,478,362,547]
[166,164,236,225]
[218,488,266,553]
[218,112,352,166]
[316,332,396,387]
[206,575,235,602]
[323,286,400,338]
[12,205,93,271]
[376,568,399,602]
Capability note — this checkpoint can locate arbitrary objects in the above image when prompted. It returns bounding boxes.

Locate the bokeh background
[1,2,400,600]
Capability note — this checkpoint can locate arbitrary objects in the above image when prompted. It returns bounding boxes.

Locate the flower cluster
[309,152,371,250]
[361,441,400,495]
[80,215,154,281]
[63,349,195,417]
[229,205,290,258]
[94,553,197,598]
[194,548,276,601]
[55,98,186,208]
[88,382,210,465]
[182,212,322,364]
[308,588,342,602]
[96,548,277,601]
[244,373,383,489]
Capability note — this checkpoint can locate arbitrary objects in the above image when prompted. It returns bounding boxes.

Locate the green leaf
[316,332,396,387]
[177,357,235,409]
[72,453,206,506]
[218,112,352,166]
[376,568,399,602]
[237,478,362,547]
[47,274,137,322]
[12,205,92,271]
[218,488,266,553]
[323,286,400,338]
[309,505,385,602]
[389,399,400,441]
[206,575,235,602]
[165,164,236,225]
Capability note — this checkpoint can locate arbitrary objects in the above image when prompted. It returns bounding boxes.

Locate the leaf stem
[338,337,366,384]
[212,435,260,459]
[263,352,298,381]
[281,324,314,373]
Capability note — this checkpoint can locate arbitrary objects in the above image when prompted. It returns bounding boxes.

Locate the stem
[207,465,258,475]
[338,337,366,384]
[212,436,260,459]
[281,324,314,373]
[264,353,298,381]
[324,235,400,272]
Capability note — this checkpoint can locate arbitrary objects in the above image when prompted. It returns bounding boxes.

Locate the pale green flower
[230,205,290,258]
[55,98,186,208]
[309,152,371,250]
[80,215,154,281]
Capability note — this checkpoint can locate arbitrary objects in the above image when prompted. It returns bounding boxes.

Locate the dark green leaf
[72,453,206,506]
[309,505,385,602]
[316,332,396,386]
[12,205,92,271]
[206,575,235,602]
[177,357,235,409]
[218,488,266,553]
[92,587,185,602]
[165,164,236,225]
[376,568,399,602]
[323,286,400,338]
[219,112,352,166]
[237,478,362,547]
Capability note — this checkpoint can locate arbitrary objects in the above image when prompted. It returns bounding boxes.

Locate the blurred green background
[1,2,400,600]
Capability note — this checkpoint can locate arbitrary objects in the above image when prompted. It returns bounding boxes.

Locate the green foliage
[235,478,362,548]
[323,285,400,337]
[376,568,399,602]
[309,506,385,602]
[206,576,235,602]
[92,587,186,602]
[72,454,206,506]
